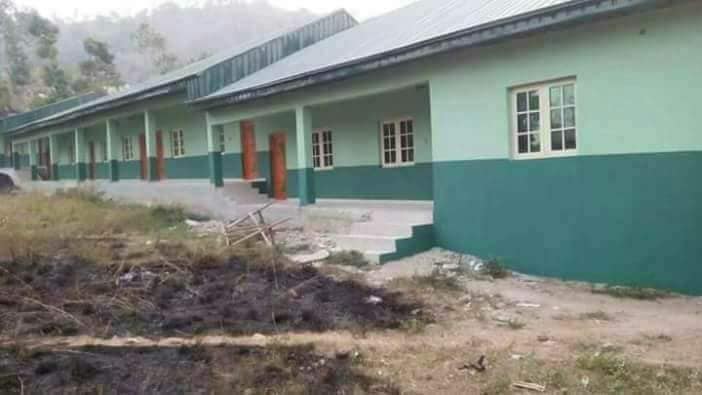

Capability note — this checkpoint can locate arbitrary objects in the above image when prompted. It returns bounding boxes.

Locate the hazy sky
[15,0,417,21]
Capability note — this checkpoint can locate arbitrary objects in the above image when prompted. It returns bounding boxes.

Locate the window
[171,129,185,157]
[513,80,577,158]
[68,143,76,164]
[312,129,333,169]
[122,136,135,161]
[218,128,226,153]
[381,118,414,167]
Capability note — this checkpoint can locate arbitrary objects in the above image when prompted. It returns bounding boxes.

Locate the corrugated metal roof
[0,93,102,134]
[9,9,357,135]
[199,0,585,101]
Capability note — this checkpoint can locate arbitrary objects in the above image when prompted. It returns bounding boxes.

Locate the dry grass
[469,347,702,395]
[0,190,199,263]
[591,285,673,301]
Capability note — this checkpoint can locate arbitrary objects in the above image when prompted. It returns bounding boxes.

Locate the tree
[73,37,122,94]
[0,0,31,88]
[131,22,179,75]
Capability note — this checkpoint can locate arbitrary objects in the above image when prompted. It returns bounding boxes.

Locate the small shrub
[591,285,671,301]
[149,205,187,227]
[326,251,369,268]
[412,269,462,291]
[481,258,510,279]
[507,319,526,330]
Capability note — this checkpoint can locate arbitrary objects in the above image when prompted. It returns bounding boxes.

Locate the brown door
[269,132,287,200]
[88,141,96,180]
[139,133,147,180]
[156,130,165,180]
[240,121,257,180]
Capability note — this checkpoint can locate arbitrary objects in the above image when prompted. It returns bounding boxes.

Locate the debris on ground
[459,355,488,374]
[512,381,546,392]
[287,249,330,264]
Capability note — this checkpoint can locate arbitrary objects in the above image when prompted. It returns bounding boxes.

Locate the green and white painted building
[2,0,701,294]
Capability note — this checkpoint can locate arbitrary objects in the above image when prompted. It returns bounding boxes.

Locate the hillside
[54,1,316,83]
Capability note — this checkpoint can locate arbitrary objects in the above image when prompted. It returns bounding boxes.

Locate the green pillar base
[109,160,119,182]
[76,162,87,181]
[147,157,158,181]
[13,153,20,170]
[0,154,5,168]
[52,164,59,181]
[208,151,223,187]
[296,167,316,206]
[31,165,38,181]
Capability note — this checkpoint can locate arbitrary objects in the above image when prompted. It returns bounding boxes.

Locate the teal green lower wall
[433,151,702,295]
[379,225,436,264]
[165,155,209,179]
[0,154,5,168]
[57,164,75,180]
[109,160,119,181]
[222,153,243,179]
[280,163,433,201]
[20,155,29,168]
[119,161,142,180]
[315,163,433,200]
[95,163,109,179]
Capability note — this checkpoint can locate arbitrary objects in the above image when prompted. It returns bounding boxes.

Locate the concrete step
[331,234,399,253]
[348,221,414,238]
[363,250,395,265]
[221,181,270,204]
[365,210,433,225]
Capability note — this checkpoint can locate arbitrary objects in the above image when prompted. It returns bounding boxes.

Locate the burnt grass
[0,343,400,394]
[0,255,430,338]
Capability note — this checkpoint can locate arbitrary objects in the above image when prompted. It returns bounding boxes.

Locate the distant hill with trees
[0,0,315,114]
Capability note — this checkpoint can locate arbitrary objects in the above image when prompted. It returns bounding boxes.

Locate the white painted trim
[511,79,577,160]
[380,117,416,168]
[312,128,334,170]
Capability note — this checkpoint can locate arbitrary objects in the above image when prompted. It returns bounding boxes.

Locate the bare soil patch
[0,343,399,394]
[0,255,429,339]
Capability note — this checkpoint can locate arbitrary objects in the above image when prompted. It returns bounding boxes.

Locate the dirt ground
[1,192,701,394]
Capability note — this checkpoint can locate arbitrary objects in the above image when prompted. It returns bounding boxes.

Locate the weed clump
[326,251,369,268]
[481,259,510,279]
[591,285,672,301]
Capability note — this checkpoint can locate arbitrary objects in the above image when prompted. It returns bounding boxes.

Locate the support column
[106,119,119,182]
[49,134,59,180]
[74,128,87,181]
[206,112,223,188]
[29,140,38,181]
[12,143,20,170]
[0,135,5,168]
[295,106,316,206]
[144,111,158,181]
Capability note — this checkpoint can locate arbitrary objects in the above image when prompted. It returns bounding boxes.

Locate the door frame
[88,141,96,180]
[240,120,258,180]
[139,133,147,180]
[156,130,165,180]
[269,131,287,200]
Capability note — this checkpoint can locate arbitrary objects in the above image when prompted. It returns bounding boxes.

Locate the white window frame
[380,117,415,168]
[121,136,135,161]
[512,79,577,159]
[171,129,186,158]
[218,128,226,153]
[312,129,334,170]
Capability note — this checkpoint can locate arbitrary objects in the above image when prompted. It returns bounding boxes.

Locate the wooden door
[240,121,258,180]
[139,133,147,180]
[156,130,165,180]
[88,141,96,180]
[269,132,287,200]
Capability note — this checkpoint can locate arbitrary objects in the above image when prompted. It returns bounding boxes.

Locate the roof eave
[195,0,664,110]
[9,77,193,136]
